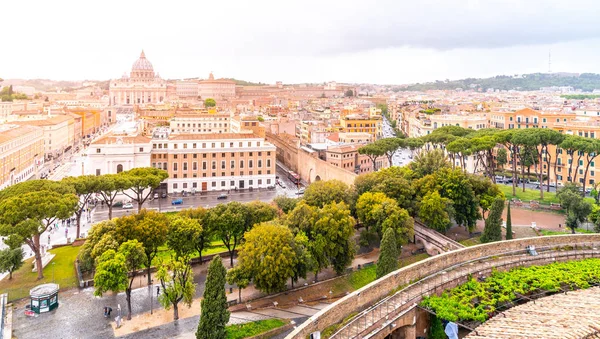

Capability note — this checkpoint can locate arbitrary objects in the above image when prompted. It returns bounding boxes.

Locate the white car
[122,203,134,209]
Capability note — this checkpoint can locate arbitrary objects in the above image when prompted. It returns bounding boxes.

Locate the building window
[173,183,178,189]
[267,159,271,167]
[212,182,216,187]
[193,143,197,148]
[258,160,262,167]
[230,180,235,187]
[231,160,235,169]
[174,144,178,149]
[249,160,253,168]
[193,162,197,170]
[183,183,188,189]
[95,169,101,176]
[183,162,188,171]
[240,160,244,168]
[174,154,178,159]
[96,148,101,153]
[173,163,178,171]
[212,161,216,170]
[258,179,262,185]
[221,161,225,169]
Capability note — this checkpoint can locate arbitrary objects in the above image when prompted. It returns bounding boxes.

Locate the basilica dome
[132,50,154,71]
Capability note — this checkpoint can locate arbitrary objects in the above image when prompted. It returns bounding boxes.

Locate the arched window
[117,164,123,173]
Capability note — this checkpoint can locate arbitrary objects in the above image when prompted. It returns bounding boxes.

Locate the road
[382,115,413,167]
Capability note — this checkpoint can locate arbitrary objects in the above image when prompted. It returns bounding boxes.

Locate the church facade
[109,51,167,106]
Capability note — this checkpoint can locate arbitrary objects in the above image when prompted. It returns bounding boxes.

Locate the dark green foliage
[428,315,446,339]
[480,198,504,243]
[505,202,513,240]
[376,228,399,279]
[197,256,230,339]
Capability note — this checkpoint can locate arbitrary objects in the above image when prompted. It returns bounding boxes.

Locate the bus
[287,171,300,185]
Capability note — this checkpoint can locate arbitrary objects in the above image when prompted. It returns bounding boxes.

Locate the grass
[540,228,596,236]
[152,240,229,265]
[460,237,482,247]
[346,253,431,291]
[498,185,595,206]
[0,245,80,301]
[226,318,286,339]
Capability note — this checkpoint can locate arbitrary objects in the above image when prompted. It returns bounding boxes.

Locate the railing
[285,235,600,339]
[331,244,600,339]
[413,222,464,251]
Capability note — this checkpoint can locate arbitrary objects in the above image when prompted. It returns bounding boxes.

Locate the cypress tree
[505,201,513,240]
[376,228,399,279]
[481,198,505,243]
[197,256,230,339]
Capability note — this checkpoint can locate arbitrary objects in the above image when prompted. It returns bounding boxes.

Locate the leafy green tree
[62,175,103,238]
[179,207,210,262]
[78,220,117,271]
[409,149,450,178]
[480,198,504,243]
[285,201,317,234]
[358,143,385,171]
[291,231,313,288]
[97,174,131,220]
[226,266,251,302]
[93,249,128,297]
[197,256,229,339]
[204,98,216,107]
[469,175,504,220]
[505,201,513,240]
[120,167,168,212]
[344,89,353,97]
[302,179,352,208]
[376,228,399,279]
[273,195,299,214]
[356,192,414,248]
[495,130,519,195]
[119,240,147,320]
[237,223,297,293]
[245,201,278,229]
[157,257,196,321]
[0,181,78,280]
[167,217,203,260]
[436,169,480,232]
[446,137,472,171]
[418,191,452,233]
[114,209,169,285]
[379,138,404,166]
[0,246,24,280]
[496,147,508,169]
[205,202,249,267]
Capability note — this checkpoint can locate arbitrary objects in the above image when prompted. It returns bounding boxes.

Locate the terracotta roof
[0,125,42,144]
[327,144,362,153]
[12,115,73,126]
[327,132,340,142]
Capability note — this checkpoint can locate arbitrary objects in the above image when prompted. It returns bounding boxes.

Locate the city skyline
[4,0,600,84]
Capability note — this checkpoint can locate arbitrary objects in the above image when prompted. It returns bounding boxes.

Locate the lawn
[540,228,595,236]
[346,253,430,291]
[226,319,286,339]
[152,240,229,265]
[460,237,482,247]
[0,245,80,302]
[498,185,595,206]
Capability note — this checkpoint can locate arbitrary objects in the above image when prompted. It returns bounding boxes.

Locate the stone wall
[286,234,600,338]
[296,149,357,186]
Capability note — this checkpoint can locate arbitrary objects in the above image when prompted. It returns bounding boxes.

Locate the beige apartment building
[151,133,276,192]
[13,114,75,160]
[0,102,11,122]
[169,113,231,134]
[325,144,388,175]
[0,124,44,189]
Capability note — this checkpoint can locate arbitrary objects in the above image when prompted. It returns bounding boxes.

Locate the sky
[4,0,600,84]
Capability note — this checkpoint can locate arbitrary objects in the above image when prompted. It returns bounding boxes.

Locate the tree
[302,179,352,208]
[0,242,24,280]
[356,192,414,248]
[119,240,147,320]
[418,191,452,233]
[558,184,592,233]
[62,175,103,238]
[237,223,297,293]
[379,138,404,166]
[179,207,210,263]
[580,139,600,195]
[205,202,248,267]
[97,174,131,220]
[204,98,216,108]
[157,257,196,321]
[495,130,519,195]
[245,201,279,229]
[0,182,78,280]
[505,201,513,240]
[409,149,450,178]
[291,231,313,288]
[480,198,504,243]
[120,167,168,213]
[435,169,480,232]
[469,175,504,220]
[167,217,203,260]
[376,228,399,279]
[285,201,318,234]
[273,195,299,214]
[114,209,169,285]
[344,89,354,97]
[197,256,229,339]
[93,250,128,298]
[358,143,385,171]
[496,147,508,169]
[226,266,251,303]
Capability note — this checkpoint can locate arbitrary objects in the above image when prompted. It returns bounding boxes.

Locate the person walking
[47,234,51,245]
[65,228,68,238]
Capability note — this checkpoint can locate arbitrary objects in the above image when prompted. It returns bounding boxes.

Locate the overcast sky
[4,0,600,84]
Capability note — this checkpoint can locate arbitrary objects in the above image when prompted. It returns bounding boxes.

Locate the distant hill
[223,78,266,86]
[402,73,600,92]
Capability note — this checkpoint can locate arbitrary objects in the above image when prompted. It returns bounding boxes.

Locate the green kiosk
[29,283,59,314]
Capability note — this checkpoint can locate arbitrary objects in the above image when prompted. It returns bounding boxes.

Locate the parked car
[122,203,134,209]
[217,193,228,200]
[112,201,124,207]
[296,188,305,195]
[171,198,183,205]
[153,193,159,199]
[161,192,167,198]
[529,180,540,186]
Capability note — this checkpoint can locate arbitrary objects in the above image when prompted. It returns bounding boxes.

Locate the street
[382,115,413,167]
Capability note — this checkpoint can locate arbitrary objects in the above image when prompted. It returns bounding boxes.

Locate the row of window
[157,169,272,178]
[163,159,272,171]
[174,122,228,128]
[152,151,272,159]
[172,178,272,190]
[152,141,263,149]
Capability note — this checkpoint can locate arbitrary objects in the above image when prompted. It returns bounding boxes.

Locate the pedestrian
[48,234,51,245]
[65,228,68,238]
[103,306,108,318]
[107,307,112,317]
